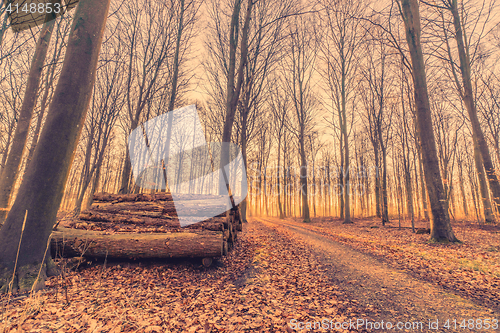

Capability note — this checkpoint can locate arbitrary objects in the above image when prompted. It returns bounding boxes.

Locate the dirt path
[256,217,499,332]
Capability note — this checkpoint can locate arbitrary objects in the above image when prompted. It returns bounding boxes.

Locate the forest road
[253,217,499,332]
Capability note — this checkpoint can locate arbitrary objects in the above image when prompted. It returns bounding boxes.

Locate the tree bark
[93,192,173,202]
[400,0,458,242]
[0,9,8,46]
[276,133,284,219]
[0,0,111,293]
[418,150,430,221]
[299,130,311,222]
[449,0,500,213]
[74,126,95,214]
[219,0,252,194]
[379,129,389,224]
[457,154,468,217]
[473,138,495,223]
[161,0,186,193]
[401,71,415,231]
[51,227,224,259]
[0,15,55,224]
[239,100,249,222]
[373,143,381,218]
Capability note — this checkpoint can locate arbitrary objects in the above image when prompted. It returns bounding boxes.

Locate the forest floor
[0,217,499,332]
[0,219,369,333]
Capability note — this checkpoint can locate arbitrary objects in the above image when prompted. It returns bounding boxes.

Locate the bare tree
[0,12,58,224]
[218,0,253,196]
[73,35,125,213]
[398,0,458,242]
[430,87,464,220]
[399,60,416,231]
[435,0,500,213]
[320,0,365,224]
[0,55,28,173]
[269,81,289,219]
[478,71,500,171]
[281,14,318,223]
[359,35,394,225]
[26,15,73,167]
[0,0,111,292]
[456,141,469,218]
[118,0,192,193]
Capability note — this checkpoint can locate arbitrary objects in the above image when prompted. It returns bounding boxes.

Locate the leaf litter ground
[0,219,372,332]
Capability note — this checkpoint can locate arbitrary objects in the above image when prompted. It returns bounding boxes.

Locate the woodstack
[51,193,242,265]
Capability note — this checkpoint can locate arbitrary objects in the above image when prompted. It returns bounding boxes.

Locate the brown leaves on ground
[0,220,371,332]
[289,217,500,310]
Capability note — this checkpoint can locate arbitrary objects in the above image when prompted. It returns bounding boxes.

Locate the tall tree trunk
[73,128,94,214]
[0,0,110,292]
[299,131,310,222]
[119,118,138,194]
[343,127,351,224]
[1,123,14,170]
[0,9,8,46]
[380,131,389,225]
[239,94,250,222]
[283,137,289,217]
[412,149,421,219]
[26,57,57,167]
[326,162,331,216]
[364,161,370,217]
[312,159,317,218]
[418,151,429,221]
[0,16,55,224]
[219,0,252,195]
[276,134,284,219]
[404,160,415,231]
[342,80,351,223]
[339,141,345,219]
[473,139,495,223]
[161,0,185,193]
[457,155,468,217]
[373,145,381,218]
[469,164,481,222]
[449,0,500,212]
[401,74,415,231]
[84,141,108,211]
[400,0,458,242]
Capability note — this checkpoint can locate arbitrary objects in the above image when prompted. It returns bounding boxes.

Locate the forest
[0,0,499,331]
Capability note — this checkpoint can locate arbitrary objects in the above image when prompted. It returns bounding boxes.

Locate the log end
[201,257,213,268]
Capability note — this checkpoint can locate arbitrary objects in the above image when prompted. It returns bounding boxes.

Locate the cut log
[51,227,224,259]
[201,257,213,267]
[91,201,174,214]
[92,192,229,203]
[90,201,227,218]
[79,211,179,226]
[93,192,173,202]
[54,193,242,260]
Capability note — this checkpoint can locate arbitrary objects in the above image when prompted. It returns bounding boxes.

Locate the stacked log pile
[51,193,242,263]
